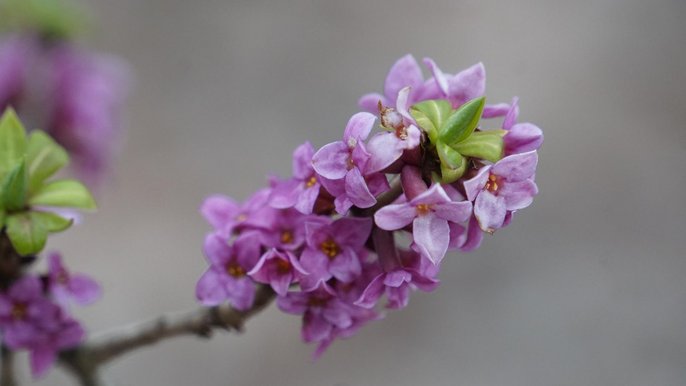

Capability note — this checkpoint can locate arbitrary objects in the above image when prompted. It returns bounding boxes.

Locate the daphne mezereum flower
[312,112,389,213]
[0,276,84,378]
[365,87,422,173]
[0,36,130,187]
[256,207,314,251]
[501,97,544,156]
[375,183,473,264]
[358,54,442,114]
[269,141,322,214]
[277,283,357,344]
[298,217,372,290]
[47,252,101,306]
[196,231,260,310]
[248,248,308,296]
[464,151,539,233]
[356,229,438,310]
[200,188,273,237]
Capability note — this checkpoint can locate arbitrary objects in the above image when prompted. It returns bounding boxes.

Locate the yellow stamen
[280,230,294,244]
[320,239,340,259]
[11,303,27,320]
[305,176,317,188]
[415,203,431,216]
[226,262,246,278]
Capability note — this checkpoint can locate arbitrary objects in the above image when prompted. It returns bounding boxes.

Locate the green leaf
[438,97,485,146]
[31,210,73,232]
[1,159,28,212]
[0,108,28,179]
[436,141,467,183]
[29,179,96,210]
[5,212,47,255]
[410,100,452,144]
[26,130,69,194]
[452,130,505,163]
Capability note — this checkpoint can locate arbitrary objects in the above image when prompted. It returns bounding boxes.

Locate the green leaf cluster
[411,97,505,183]
[0,0,90,41]
[0,108,96,255]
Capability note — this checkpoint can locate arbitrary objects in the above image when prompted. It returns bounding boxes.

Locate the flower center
[378,101,405,131]
[415,203,432,216]
[235,213,247,222]
[56,270,69,285]
[395,126,408,140]
[280,230,294,244]
[275,259,292,274]
[307,295,330,308]
[484,173,501,194]
[305,176,317,188]
[11,303,27,320]
[226,262,246,278]
[320,239,340,259]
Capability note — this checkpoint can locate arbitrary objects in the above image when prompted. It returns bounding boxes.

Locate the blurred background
[24,0,686,384]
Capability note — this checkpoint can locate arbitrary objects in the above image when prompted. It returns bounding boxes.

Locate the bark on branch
[59,285,275,386]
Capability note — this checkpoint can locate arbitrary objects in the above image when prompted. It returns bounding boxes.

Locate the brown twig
[59,285,275,386]
[0,346,17,386]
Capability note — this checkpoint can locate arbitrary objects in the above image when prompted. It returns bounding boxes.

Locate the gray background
[27,0,686,385]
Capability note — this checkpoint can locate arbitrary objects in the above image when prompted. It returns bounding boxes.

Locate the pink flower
[269,142,322,214]
[248,249,308,296]
[464,151,539,233]
[47,252,101,306]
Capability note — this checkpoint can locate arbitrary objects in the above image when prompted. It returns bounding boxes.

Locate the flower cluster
[197,54,543,356]
[0,34,130,186]
[0,253,100,377]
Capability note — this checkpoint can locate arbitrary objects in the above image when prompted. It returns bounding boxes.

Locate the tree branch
[59,285,275,385]
[1,346,17,386]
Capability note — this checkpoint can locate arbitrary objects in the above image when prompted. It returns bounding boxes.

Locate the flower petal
[292,141,315,179]
[68,275,102,305]
[355,274,386,308]
[412,214,450,264]
[501,179,538,210]
[200,195,240,230]
[195,269,228,306]
[493,151,538,182]
[312,141,350,180]
[384,54,423,102]
[504,122,543,155]
[343,112,376,142]
[433,200,473,224]
[374,203,416,230]
[344,167,376,209]
[366,132,404,173]
[474,191,507,232]
[358,92,389,113]
[422,57,449,95]
[447,62,486,108]
[463,165,492,202]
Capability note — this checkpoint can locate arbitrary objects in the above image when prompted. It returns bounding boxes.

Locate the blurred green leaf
[31,210,72,232]
[26,130,69,194]
[439,97,485,146]
[1,159,28,212]
[5,212,47,255]
[0,0,89,40]
[29,179,96,210]
[0,108,27,180]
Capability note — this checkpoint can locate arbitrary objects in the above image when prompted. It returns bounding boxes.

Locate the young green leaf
[436,141,467,183]
[1,159,28,212]
[438,96,485,146]
[31,210,73,232]
[452,130,505,163]
[26,130,69,194]
[410,100,452,144]
[29,179,96,210]
[0,108,28,179]
[5,212,47,255]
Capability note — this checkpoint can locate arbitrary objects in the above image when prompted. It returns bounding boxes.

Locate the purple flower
[200,188,273,237]
[366,87,422,173]
[277,283,356,344]
[195,231,261,310]
[0,276,84,378]
[501,97,544,155]
[464,151,539,233]
[358,54,442,113]
[298,217,372,290]
[47,252,101,306]
[47,45,130,186]
[311,304,380,359]
[356,230,438,310]
[255,208,313,251]
[422,58,486,109]
[374,184,473,264]
[312,112,388,212]
[0,36,32,108]
[248,249,308,296]
[269,142,322,214]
